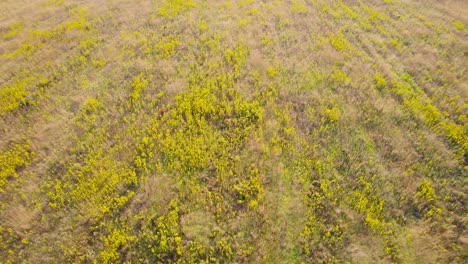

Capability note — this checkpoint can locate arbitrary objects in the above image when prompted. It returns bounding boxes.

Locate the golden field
[0,0,467,263]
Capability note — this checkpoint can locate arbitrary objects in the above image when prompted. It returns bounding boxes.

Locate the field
[0,0,467,263]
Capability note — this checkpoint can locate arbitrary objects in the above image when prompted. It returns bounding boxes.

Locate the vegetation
[0,0,466,263]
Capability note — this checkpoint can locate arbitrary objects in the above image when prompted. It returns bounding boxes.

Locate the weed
[291,0,308,14]
[0,142,33,192]
[373,72,387,90]
[330,31,353,55]
[99,220,136,263]
[159,0,196,18]
[416,180,442,220]
[130,73,149,104]
[138,200,183,261]
[155,36,180,59]
[452,21,465,30]
[2,22,24,40]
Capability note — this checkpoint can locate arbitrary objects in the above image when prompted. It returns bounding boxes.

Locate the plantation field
[0,0,467,263]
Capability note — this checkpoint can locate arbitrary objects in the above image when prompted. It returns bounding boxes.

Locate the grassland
[0,0,467,263]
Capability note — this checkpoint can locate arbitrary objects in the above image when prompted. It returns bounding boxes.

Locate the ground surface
[0,0,467,263]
